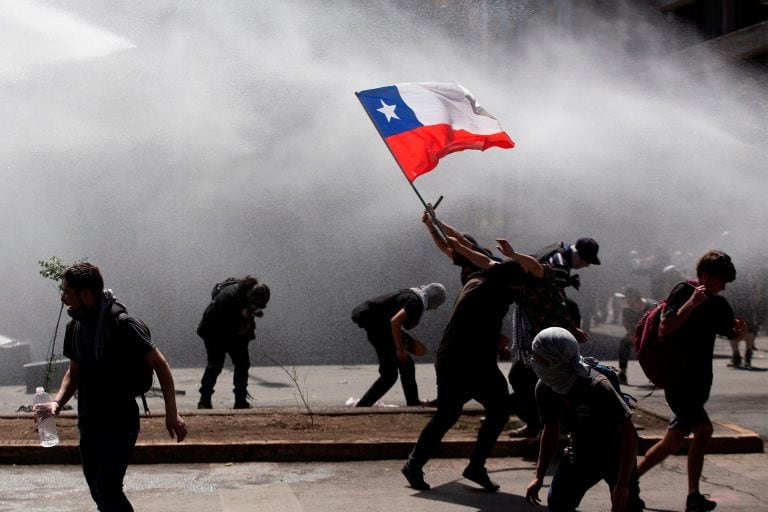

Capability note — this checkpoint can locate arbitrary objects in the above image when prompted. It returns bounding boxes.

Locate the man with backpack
[525,327,643,512]
[197,275,270,409]
[34,262,187,512]
[637,250,746,512]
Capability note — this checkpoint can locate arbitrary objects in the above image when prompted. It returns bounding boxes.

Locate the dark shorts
[665,385,711,434]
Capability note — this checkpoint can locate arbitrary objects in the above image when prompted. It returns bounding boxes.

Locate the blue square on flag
[356,86,423,138]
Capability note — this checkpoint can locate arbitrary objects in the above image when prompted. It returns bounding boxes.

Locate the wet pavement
[1,326,766,510]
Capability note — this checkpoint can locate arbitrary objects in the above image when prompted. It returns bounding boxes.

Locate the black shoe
[618,371,628,385]
[727,353,742,368]
[462,464,500,491]
[686,491,716,512]
[233,399,251,409]
[197,397,212,409]
[402,461,430,491]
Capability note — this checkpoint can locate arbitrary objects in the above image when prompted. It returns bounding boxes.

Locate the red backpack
[634,282,696,388]
[633,300,669,388]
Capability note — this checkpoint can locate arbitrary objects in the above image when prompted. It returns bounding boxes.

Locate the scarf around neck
[67,289,117,361]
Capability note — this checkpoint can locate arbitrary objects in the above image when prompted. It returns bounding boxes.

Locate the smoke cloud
[1,1,766,366]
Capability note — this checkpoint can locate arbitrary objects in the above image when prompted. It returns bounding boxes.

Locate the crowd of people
[30,207,762,511]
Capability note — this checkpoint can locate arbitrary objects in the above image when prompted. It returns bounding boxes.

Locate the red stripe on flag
[384,124,514,182]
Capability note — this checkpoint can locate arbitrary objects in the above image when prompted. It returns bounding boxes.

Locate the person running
[637,250,746,512]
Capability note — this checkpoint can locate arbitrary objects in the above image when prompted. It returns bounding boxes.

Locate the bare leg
[687,420,713,494]
[638,428,685,476]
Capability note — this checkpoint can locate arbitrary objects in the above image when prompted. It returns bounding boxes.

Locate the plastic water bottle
[33,387,59,448]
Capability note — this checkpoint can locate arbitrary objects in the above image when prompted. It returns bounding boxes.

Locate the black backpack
[583,357,635,408]
[109,303,154,415]
[210,277,240,299]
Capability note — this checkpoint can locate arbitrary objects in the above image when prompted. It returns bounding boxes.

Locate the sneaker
[197,397,212,409]
[745,349,753,368]
[686,491,716,512]
[727,353,742,368]
[462,464,500,491]
[618,371,628,385]
[402,461,430,491]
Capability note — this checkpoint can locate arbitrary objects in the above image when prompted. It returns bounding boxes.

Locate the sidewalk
[1,357,763,464]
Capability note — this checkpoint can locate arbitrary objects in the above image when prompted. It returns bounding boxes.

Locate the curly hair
[62,262,104,294]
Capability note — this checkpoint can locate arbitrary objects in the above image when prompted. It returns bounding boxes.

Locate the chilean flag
[356,82,514,182]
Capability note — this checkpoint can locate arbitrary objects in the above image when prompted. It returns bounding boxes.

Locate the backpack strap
[110,304,152,416]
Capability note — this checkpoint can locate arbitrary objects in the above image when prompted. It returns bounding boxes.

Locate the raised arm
[446,236,496,270]
[422,210,451,257]
[496,239,544,278]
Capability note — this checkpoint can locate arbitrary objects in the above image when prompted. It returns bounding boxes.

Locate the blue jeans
[79,427,139,512]
[548,450,642,512]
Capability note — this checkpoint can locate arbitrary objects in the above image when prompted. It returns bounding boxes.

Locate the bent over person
[351,282,446,407]
[197,276,270,409]
[525,327,642,512]
[34,262,187,512]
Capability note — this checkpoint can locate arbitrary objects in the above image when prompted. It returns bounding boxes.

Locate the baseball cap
[575,238,601,265]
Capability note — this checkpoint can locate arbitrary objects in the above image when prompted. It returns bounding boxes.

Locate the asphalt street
[1,327,766,511]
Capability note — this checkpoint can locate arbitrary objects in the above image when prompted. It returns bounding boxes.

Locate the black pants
[79,427,139,512]
[200,337,251,400]
[408,366,510,468]
[618,336,632,372]
[357,324,419,407]
[508,359,541,431]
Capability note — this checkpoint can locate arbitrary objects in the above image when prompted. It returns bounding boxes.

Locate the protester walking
[33,262,187,512]
[637,250,746,512]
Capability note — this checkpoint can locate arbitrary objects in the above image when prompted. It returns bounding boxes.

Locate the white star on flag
[376,100,399,122]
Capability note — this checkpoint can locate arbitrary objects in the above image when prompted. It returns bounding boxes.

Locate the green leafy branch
[38,256,87,289]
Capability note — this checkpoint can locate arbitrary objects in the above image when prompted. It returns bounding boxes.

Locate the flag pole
[355,91,448,241]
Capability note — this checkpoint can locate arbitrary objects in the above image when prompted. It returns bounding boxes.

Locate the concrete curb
[2,405,762,465]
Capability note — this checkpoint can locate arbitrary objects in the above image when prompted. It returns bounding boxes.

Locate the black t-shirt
[453,250,502,285]
[536,372,632,455]
[662,281,735,388]
[354,290,425,330]
[436,261,533,371]
[197,284,255,343]
[64,305,156,431]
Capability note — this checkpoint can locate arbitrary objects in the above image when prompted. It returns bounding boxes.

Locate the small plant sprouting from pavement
[262,351,315,429]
